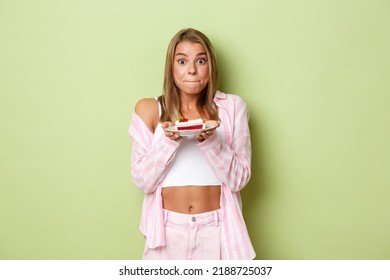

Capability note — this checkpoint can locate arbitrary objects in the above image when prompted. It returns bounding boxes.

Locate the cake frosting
[175,118,205,130]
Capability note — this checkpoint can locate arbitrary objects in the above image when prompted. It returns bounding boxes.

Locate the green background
[1,0,389,260]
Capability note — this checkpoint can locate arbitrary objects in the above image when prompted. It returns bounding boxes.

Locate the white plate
[164,123,217,137]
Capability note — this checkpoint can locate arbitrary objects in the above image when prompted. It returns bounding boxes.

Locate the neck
[180,105,203,121]
[179,94,199,114]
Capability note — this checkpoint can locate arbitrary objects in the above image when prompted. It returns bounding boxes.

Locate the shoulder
[214,90,248,108]
[135,97,158,113]
[134,97,159,132]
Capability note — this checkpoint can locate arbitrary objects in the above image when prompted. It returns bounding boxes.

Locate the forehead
[174,41,206,55]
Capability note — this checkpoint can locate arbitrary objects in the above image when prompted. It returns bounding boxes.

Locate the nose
[188,62,197,75]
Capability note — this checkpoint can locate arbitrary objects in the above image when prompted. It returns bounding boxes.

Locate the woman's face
[173,41,210,96]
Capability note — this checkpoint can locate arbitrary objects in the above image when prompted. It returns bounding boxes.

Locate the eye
[177,59,186,65]
[197,58,207,64]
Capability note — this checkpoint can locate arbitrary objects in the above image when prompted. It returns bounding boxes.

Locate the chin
[184,87,208,95]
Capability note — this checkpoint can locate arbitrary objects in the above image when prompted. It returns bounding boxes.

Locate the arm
[198,96,251,192]
[129,99,180,193]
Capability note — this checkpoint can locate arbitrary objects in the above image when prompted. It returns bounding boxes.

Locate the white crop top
[153,98,223,187]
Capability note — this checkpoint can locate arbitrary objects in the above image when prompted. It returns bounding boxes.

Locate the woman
[129,28,255,260]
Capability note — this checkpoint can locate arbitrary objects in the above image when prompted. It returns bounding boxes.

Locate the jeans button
[191,217,196,222]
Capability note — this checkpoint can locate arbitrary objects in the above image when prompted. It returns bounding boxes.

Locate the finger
[172,133,182,141]
[162,121,174,128]
[196,135,205,142]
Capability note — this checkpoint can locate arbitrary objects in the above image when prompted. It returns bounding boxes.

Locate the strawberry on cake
[175,117,205,130]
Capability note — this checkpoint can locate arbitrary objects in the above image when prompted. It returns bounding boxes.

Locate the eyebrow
[175,52,207,57]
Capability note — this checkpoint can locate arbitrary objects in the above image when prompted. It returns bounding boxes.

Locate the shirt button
[191,217,196,222]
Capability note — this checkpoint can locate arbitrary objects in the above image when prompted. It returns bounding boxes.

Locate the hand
[196,120,220,142]
[161,121,183,142]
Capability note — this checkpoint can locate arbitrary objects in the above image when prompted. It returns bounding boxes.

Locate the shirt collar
[214,90,227,105]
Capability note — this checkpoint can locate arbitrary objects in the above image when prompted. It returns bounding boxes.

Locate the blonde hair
[158,28,219,122]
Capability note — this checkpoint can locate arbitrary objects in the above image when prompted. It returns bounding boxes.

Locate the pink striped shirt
[128,91,256,259]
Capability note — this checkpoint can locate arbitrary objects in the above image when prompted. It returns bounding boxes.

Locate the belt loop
[214,211,219,226]
[164,210,168,224]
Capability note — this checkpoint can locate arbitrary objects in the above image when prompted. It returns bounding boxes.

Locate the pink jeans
[143,209,227,260]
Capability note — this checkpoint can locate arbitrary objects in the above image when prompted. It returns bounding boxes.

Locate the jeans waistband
[163,209,222,226]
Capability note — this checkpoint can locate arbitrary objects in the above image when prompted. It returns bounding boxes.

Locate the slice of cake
[175,117,205,130]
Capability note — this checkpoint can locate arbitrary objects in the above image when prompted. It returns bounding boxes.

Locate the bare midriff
[162,185,221,214]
